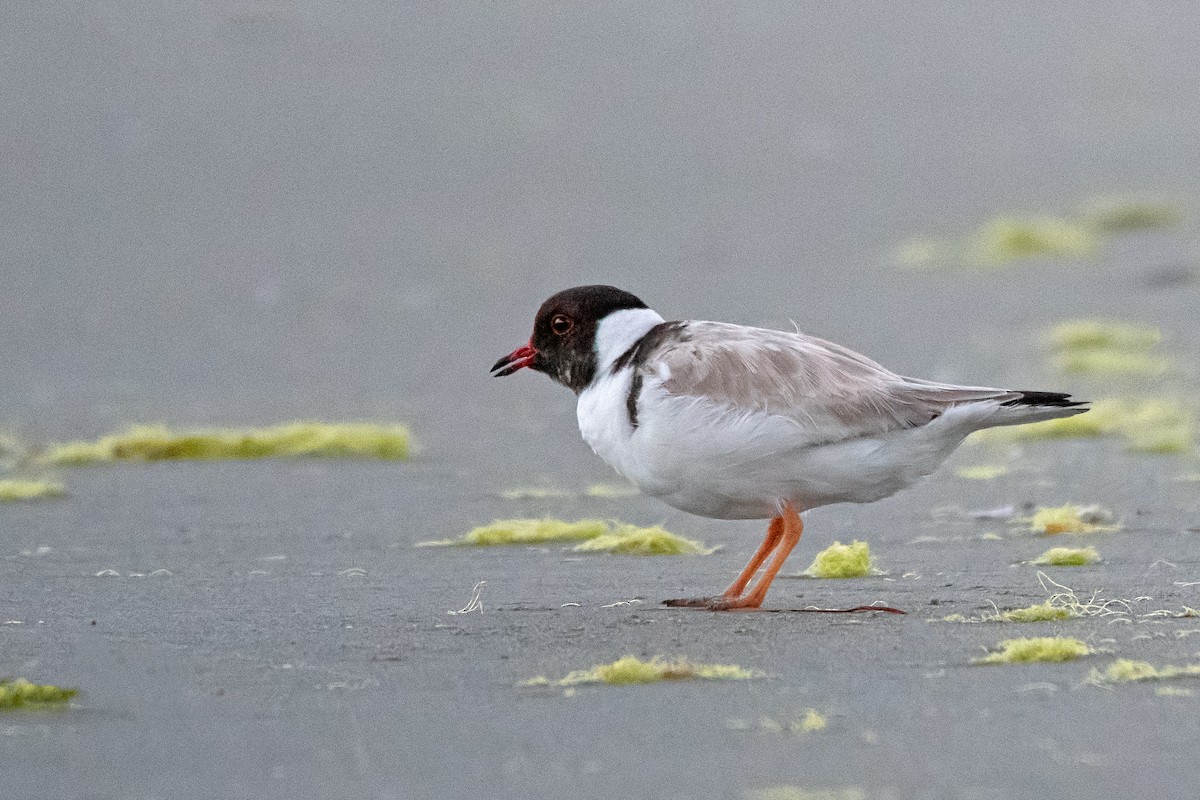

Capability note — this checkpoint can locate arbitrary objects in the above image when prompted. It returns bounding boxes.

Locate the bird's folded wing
[650,322,1015,446]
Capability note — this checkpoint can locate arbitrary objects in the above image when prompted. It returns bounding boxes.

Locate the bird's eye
[550,314,573,335]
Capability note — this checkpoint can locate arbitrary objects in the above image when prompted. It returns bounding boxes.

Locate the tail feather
[983,389,1090,428]
[1000,390,1088,410]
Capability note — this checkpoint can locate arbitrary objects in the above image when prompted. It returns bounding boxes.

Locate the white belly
[578,378,977,520]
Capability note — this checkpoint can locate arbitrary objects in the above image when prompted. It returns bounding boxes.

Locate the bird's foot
[662,595,760,611]
[662,596,721,608]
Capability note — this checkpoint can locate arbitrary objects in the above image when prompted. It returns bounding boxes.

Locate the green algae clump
[525,655,759,687]
[0,433,19,459]
[1032,546,1100,567]
[979,319,1196,453]
[745,709,830,735]
[1056,349,1174,378]
[972,216,1098,264]
[749,788,867,800]
[572,524,715,555]
[1086,658,1200,686]
[798,708,828,732]
[1048,319,1162,351]
[1075,196,1185,233]
[1101,399,1194,453]
[497,486,574,500]
[497,482,639,500]
[999,602,1076,623]
[896,196,1182,272]
[0,678,78,710]
[1047,319,1173,378]
[433,518,609,546]
[42,422,411,465]
[802,540,875,578]
[0,479,66,502]
[584,482,640,498]
[943,600,1079,624]
[973,636,1091,665]
[955,465,1009,480]
[896,215,1098,270]
[1025,505,1119,535]
[421,518,713,555]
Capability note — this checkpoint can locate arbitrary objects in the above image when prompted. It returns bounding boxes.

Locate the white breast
[577,368,638,477]
[575,307,666,490]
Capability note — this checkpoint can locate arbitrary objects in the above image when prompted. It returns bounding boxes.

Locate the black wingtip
[1001,390,1089,409]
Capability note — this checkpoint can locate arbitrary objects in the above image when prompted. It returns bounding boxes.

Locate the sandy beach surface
[3,3,1198,799]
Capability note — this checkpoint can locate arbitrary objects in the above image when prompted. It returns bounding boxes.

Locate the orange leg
[664,502,803,611]
[720,502,803,609]
[721,516,784,598]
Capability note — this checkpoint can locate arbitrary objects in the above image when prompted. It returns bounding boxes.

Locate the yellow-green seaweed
[798,708,828,732]
[42,422,411,464]
[1031,546,1101,567]
[748,788,867,800]
[0,678,78,710]
[972,216,1098,264]
[584,482,640,498]
[497,486,574,500]
[1101,399,1193,453]
[498,483,639,500]
[1027,571,1143,620]
[955,465,1009,480]
[572,525,715,556]
[0,433,18,458]
[1025,505,1119,535]
[1046,319,1173,377]
[424,518,609,546]
[524,655,759,687]
[1047,319,1163,351]
[896,215,1098,269]
[1075,196,1184,233]
[1055,349,1174,378]
[943,600,1078,624]
[802,540,874,579]
[1086,658,1200,686]
[998,602,1076,623]
[744,709,830,735]
[420,518,713,555]
[893,237,952,268]
[0,479,66,502]
[897,196,1183,272]
[943,570,1140,623]
[973,636,1091,665]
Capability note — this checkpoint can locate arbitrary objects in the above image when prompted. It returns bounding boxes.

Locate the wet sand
[3,3,1199,799]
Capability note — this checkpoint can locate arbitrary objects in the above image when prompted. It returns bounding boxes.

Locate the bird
[491,285,1088,611]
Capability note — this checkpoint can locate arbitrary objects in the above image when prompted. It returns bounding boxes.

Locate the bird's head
[490,285,650,393]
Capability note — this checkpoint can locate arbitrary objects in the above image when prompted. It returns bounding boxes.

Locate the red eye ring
[550,314,573,335]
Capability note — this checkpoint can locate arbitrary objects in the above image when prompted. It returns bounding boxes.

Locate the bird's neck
[594,308,665,371]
